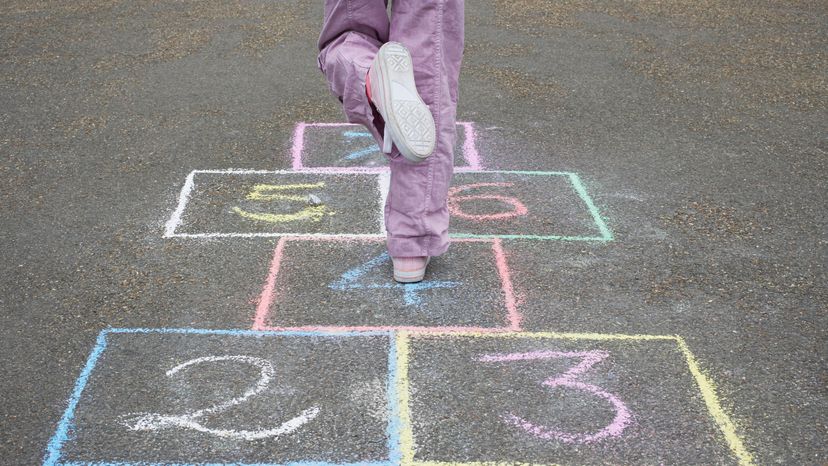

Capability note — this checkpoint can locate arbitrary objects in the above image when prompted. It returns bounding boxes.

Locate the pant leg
[385,0,465,257]
[317,0,390,144]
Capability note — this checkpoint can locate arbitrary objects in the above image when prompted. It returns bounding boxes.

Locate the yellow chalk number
[233,182,333,223]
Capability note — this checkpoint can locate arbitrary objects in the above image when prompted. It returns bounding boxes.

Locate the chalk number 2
[479,350,632,444]
[120,355,320,440]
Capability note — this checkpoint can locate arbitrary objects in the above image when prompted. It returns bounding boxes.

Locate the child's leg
[317,0,390,144]
[384,0,465,257]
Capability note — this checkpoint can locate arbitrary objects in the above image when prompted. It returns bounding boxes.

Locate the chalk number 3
[120,355,320,440]
[479,350,632,444]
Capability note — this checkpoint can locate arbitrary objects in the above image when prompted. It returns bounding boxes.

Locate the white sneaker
[368,42,436,163]
[392,256,431,283]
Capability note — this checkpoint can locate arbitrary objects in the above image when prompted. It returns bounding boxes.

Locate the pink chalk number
[448,183,528,222]
[479,350,632,444]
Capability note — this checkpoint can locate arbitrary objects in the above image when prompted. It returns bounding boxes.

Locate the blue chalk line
[44,328,396,466]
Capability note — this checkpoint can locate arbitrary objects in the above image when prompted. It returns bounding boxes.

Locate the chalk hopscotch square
[396,333,752,465]
[291,122,482,171]
[44,329,397,466]
[166,170,385,238]
[253,237,520,332]
[449,171,613,241]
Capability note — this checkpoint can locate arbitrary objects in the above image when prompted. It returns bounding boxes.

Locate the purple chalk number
[478,350,632,444]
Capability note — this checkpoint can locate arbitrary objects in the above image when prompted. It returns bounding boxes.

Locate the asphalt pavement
[1,0,826,464]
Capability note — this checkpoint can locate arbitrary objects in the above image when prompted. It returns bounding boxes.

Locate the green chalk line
[453,170,614,242]
[567,172,614,241]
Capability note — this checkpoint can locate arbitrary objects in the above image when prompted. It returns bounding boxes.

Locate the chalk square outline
[163,169,389,239]
[42,327,403,466]
[449,170,614,242]
[392,331,755,466]
[290,121,483,173]
[252,236,522,333]
[163,170,613,242]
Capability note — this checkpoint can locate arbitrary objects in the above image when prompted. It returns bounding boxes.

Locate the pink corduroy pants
[317,0,464,257]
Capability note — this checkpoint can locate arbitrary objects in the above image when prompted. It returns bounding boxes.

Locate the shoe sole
[393,257,431,283]
[370,42,436,163]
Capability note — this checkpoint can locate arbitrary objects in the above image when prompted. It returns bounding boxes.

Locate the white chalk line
[120,355,320,441]
[163,171,196,238]
[164,169,390,238]
[168,232,385,239]
[163,169,581,238]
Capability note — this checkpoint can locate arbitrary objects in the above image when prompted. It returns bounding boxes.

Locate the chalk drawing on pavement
[233,182,334,224]
[290,121,483,172]
[479,350,632,444]
[120,355,320,441]
[58,118,754,465]
[448,182,529,222]
[329,252,459,306]
[252,236,521,333]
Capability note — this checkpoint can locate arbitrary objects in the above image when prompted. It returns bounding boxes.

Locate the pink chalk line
[479,350,632,443]
[256,325,512,334]
[290,121,484,171]
[251,236,522,332]
[252,237,288,331]
[492,238,521,330]
[459,121,483,170]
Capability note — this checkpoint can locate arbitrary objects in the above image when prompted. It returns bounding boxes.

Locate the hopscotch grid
[164,170,613,241]
[45,329,753,466]
[44,328,397,466]
[252,237,522,333]
[394,331,755,466]
[68,122,747,464]
[164,170,385,239]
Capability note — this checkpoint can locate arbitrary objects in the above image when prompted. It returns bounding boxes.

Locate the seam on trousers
[423,0,445,256]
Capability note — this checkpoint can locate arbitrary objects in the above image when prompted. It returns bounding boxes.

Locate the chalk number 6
[448,182,528,222]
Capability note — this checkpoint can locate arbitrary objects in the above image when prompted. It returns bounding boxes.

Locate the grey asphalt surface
[1,0,826,465]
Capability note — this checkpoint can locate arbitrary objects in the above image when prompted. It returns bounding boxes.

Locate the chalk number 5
[233,182,334,223]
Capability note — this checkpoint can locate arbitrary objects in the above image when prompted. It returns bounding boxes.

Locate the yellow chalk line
[396,331,753,465]
[413,462,561,466]
[232,205,330,223]
[676,336,755,465]
[409,330,678,341]
[247,181,326,198]
[247,194,309,202]
[396,331,415,466]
